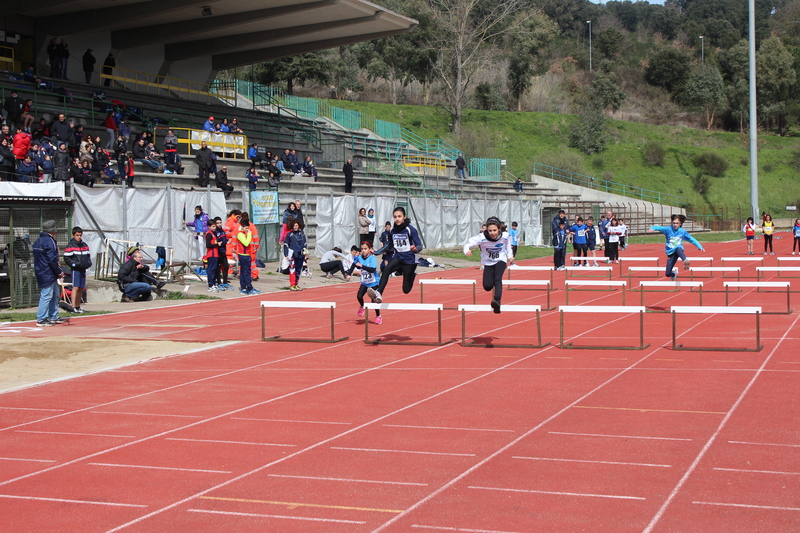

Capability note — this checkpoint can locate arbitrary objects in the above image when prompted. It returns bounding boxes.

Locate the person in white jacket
[463,216,514,314]
[319,247,352,280]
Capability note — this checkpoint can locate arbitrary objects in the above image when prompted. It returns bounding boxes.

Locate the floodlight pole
[587,21,592,72]
[748,0,759,220]
[699,36,704,62]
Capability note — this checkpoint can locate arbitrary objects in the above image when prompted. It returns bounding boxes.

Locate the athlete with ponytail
[463,216,514,313]
[368,206,422,303]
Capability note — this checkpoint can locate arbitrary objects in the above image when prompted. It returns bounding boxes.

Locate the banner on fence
[189,130,245,155]
[250,190,280,224]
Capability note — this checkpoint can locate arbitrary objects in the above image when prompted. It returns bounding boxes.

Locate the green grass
[165,291,220,300]
[324,98,800,214]
[0,311,111,322]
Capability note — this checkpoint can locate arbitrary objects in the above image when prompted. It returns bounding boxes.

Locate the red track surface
[2,241,799,532]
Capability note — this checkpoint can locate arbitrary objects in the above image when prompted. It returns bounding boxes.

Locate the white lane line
[693,501,800,512]
[729,440,800,448]
[187,508,366,524]
[0,494,146,508]
[411,525,523,533]
[231,417,351,425]
[384,424,514,433]
[165,438,295,447]
[268,474,427,486]
[16,430,134,438]
[0,406,65,412]
[91,411,204,418]
[469,485,645,501]
[714,467,800,476]
[549,431,692,442]
[513,456,671,468]
[641,312,800,533]
[331,447,475,457]
[89,463,232,474]
[0,457,56,463]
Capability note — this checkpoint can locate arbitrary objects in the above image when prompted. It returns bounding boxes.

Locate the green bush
[690,171,712,194]
[592,156,604,169]
[569,106,608,155]
[643,141,666,167]
[692,152,729,177]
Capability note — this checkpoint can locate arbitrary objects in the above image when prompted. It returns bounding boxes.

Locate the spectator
[132,138,162,172]
[117,249,155,302]
[18,99,35,133]
[32,118,50,141]
[33,219,65,327]
[265,157,281,181]
[163,129,178,174]
[513,177,523,193]
[228,118,242,134]
[215,165,233,198]
[12,127,31,163]
[118,118,131,139]
[0,138,15,180]
[343,158,354,193]
[78,159,94,186]
[50,113,73,147]
[23,64,37,84]
[272,154,284,172]
[69,156,83,182]
[47,38,60,78]
[246,166,259,189]
[53,142,70,181]
[40,153,54,183]
[551,209,567,241]
[281,149,293,173]
[293,200,305,226]
[288,149,301,175]
[3,90,24,132]
[17,155,37,182]
[455,153,466,180]
[358,207,370,244]
[58,39,70,80]
[302,155,318,181]
[0,124,12,145]
[64,226,92,313]
[319,247,352,280]
[248,143,259,165]
[195,140,213,187]
[104,111,117,149]
[220,118,230,133]
[101,53,115,87]
[82,48,96,84]
[202,116,215,132]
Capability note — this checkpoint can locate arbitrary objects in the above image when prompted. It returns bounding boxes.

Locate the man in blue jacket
[33,220,65,326]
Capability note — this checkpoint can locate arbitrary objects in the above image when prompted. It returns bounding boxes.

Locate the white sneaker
[208,286,218,292]
[367,288,382,303]
[593,261,598,267]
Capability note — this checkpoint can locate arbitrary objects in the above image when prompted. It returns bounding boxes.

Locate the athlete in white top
[463,216,514,313]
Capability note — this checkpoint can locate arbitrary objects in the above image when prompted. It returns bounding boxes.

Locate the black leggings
[376,257,416,295]
[794,237,800,252]
[764,234,773,253]
[607,242,619,261]
[357,285,380,315]
[320,260,346,277]
[218,253,229,284]
[483,261,506,302]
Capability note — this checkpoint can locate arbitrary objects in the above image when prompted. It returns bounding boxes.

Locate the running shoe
[357,306,364,317]
[240,290,249,295]
[770,252,776,255]
[672,268,679,281]
[367,288,382,303]
[683,259,691,270]
[208,286,218,292]
[72,307,85,314]
[216,285,226,291]
[36,321,53,327]
[50,317,67,324]
[248,289,262,295]
[491,299,501,314]
[375,316,383,325]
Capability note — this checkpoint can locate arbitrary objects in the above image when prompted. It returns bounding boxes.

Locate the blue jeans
[37,282,60,323]
[665,249,687,278]
[275,161,285,171]
[238,254,253,292]
[135,158,160,171]
[124,282,152,299]
[457,168,466,179]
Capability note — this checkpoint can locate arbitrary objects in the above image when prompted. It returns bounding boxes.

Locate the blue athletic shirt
[794,225,800,238]
[568,224,588,245]
[651,225,704,255]
[508,227,519,246]
[353,253,380,288]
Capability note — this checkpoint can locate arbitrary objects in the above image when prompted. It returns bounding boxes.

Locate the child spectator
[762,214,775,255]
[246,166,259,189]
[618,218,628,250]
[509,221,520,257]
[40,153,54,183]
[17,155,38,182]
[586,216,599,266]
[568,217,589,266]
[234,212,260,295]
[186,205,209,261]
[649,214,705,281]
[285,218,308,291]
[319,247,352,280]
[204,218,221,292]
[302,155,318,182]
[64,226,91,313]
[606,218,623,264]
[212,217,232,290]
[552,220,567,270]
[20,99,35,132]
[163,129,178,174]
[351,241,382,324]
[247,143,259,166]
[742,217,757,255]
[793,219,800,255]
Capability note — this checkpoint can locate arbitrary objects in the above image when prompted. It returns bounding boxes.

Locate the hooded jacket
[33,231,62,287]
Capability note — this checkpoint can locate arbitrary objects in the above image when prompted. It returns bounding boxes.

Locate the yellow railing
[155,127,248,159]
[100,66,234,104]
[0,45,14,69]
[403,155,449,177]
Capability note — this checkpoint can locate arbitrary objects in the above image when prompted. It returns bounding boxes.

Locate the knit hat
[42,220,57,233]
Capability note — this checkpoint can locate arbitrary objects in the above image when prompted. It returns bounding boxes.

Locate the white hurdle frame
[689,267,741,281]
[776,256,800,267]
[458,304,549,349]
[757,266,800,280]
[507,265,554,284]
[501,280,554,310]
[637,281,704,308]
[628,266,668,281]
[671,306,763,352]
[419,279,476,308]
[564,280,627,305]
[559,306,649,350]
[564,266,613,279]
[724,282,791,315]
[261,301,348,343]
[364,303,448,346]
[617,256,660,276]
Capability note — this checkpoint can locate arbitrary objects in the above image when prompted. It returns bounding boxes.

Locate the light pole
[699,35,704,62]
[587,21,592,72]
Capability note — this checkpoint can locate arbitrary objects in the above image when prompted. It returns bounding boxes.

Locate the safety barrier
[637,281,704,308]
[261,301,348,343]
[502,280,554,310]
[419,279,476,308]
[507,265,554,284]
[458,305,549,349]
[559,306,649,350]
[100,66,233,104]
[564,266,613,279]
[564,280,627,305]
[671,306,763,352]
[364,303,447,346]
[724,282,791,314]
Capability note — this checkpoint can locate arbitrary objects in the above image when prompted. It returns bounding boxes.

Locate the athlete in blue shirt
[368,206,422,303]
[648,214,705,280]
[351,242,383,325]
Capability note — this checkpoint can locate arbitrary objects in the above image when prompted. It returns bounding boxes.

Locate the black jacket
[455,156,466,169]
[118,258,151,287]
[51,120,73,143]
[82,51,96,72]
[3,96,24,118]
[132,142,147,160]
[0,144,14,169]
[215,170,230,188]
[343,162,354,181]
[101,55,116,74]
[53,150,70,180]
[195,147,213,168]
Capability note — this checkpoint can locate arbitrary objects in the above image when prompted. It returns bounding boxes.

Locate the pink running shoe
[357,306,364,317]
[375,316,383,325]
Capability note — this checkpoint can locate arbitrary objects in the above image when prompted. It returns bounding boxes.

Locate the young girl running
[368,207,422,303]
[463,217,514,313]
[351,242,382,325]
[793,219,800,255]
[762,214,775,255]
[743,217,757,255]
[649,214,705,280]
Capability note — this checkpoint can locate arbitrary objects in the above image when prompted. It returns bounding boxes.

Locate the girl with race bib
[743,217,757,255]
[351,241,382,325]
[648,214,705,280]
[463,217,514,313]
[368,207,422,303]
[792,218,800,255]
[568,217,589,266]
[762,213,775,255]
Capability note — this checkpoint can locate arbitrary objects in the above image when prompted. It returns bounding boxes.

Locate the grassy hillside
[325,99,800,215]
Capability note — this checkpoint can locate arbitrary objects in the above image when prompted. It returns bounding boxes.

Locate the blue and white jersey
[390,224,423,264]
[794,225,800,238]
[463,231,513,266]
[508,227,519,246]
[354,253,380,288]
[651,225,704,255]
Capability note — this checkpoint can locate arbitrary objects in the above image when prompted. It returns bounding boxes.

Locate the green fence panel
[469,159,501,181]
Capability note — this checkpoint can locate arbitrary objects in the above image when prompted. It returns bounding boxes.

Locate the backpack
[91,89,106,100]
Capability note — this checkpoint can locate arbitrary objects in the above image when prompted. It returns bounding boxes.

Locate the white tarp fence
[190,130,245,155]
[72,186,227,273]
[0,182,65,198]
[314,194,541,256]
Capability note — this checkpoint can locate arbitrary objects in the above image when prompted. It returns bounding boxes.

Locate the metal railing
[154,126,248,159]
[469,159,502,181]
[403,155,449,177]
[532,163,687,207]
[365,148,456,199]
[400,128,460,161]
[101,66,234,104]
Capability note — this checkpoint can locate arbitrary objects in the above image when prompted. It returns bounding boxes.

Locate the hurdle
[617,256,660,276]
[689,267,740,281]
[502,279,554,310]
[671,306,763,352]
[757,266,800,279]
[458,304,549,349]
[559,306,649,350]
[720,256,765,267]
[419,279,476,308]
[261,301,348,343]
[724,282,791,314]
[627,266,667,282]
[777,256,800,267]
[564,266,613,279]
[507,265,554,284]
[564,280,627,305]
[364,303,448,346]
[636,281,704,308]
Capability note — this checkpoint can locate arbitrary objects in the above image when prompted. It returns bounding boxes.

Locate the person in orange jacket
[223,209,241,278]
[229,210,260,281]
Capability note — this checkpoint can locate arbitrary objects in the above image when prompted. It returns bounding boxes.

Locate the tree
[426,0,530,133]
[589,72,626,113]
[250,53,331,95]
[506,9,558,110]
[474,82,507,110]
[570,104,609,154]
[328,47,364,100]
[757,36,796,134]
[680,65,726,130]
[596,28,624,59]
[644,47,691,95]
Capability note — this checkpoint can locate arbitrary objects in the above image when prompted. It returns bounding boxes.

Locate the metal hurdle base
[364,308,451,346]
[261,305,349,343]
[461,307,550,349]
[559,309,650,350]
[671,309,763,352]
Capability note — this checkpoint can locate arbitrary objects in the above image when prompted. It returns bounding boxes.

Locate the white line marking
[411,525,523,533]
[513,456,671,468]
[0,457,56,463]
[548,431,692,442]
[91,411,204,418]
[0,406,65,412]
[187,508,366,524]
[268,474,427,486]
[0,494,146,507]
[331,447,475,457]
[641,312,800,533]
[165,438,295,447]
[16,430,134,438]
[89,463,232,474]
[230,417,351,425]
[728,440,800,448]
[469,485,645,501]
[693,501,800,512]
[714,467,800,476]
[384,424,514,433]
